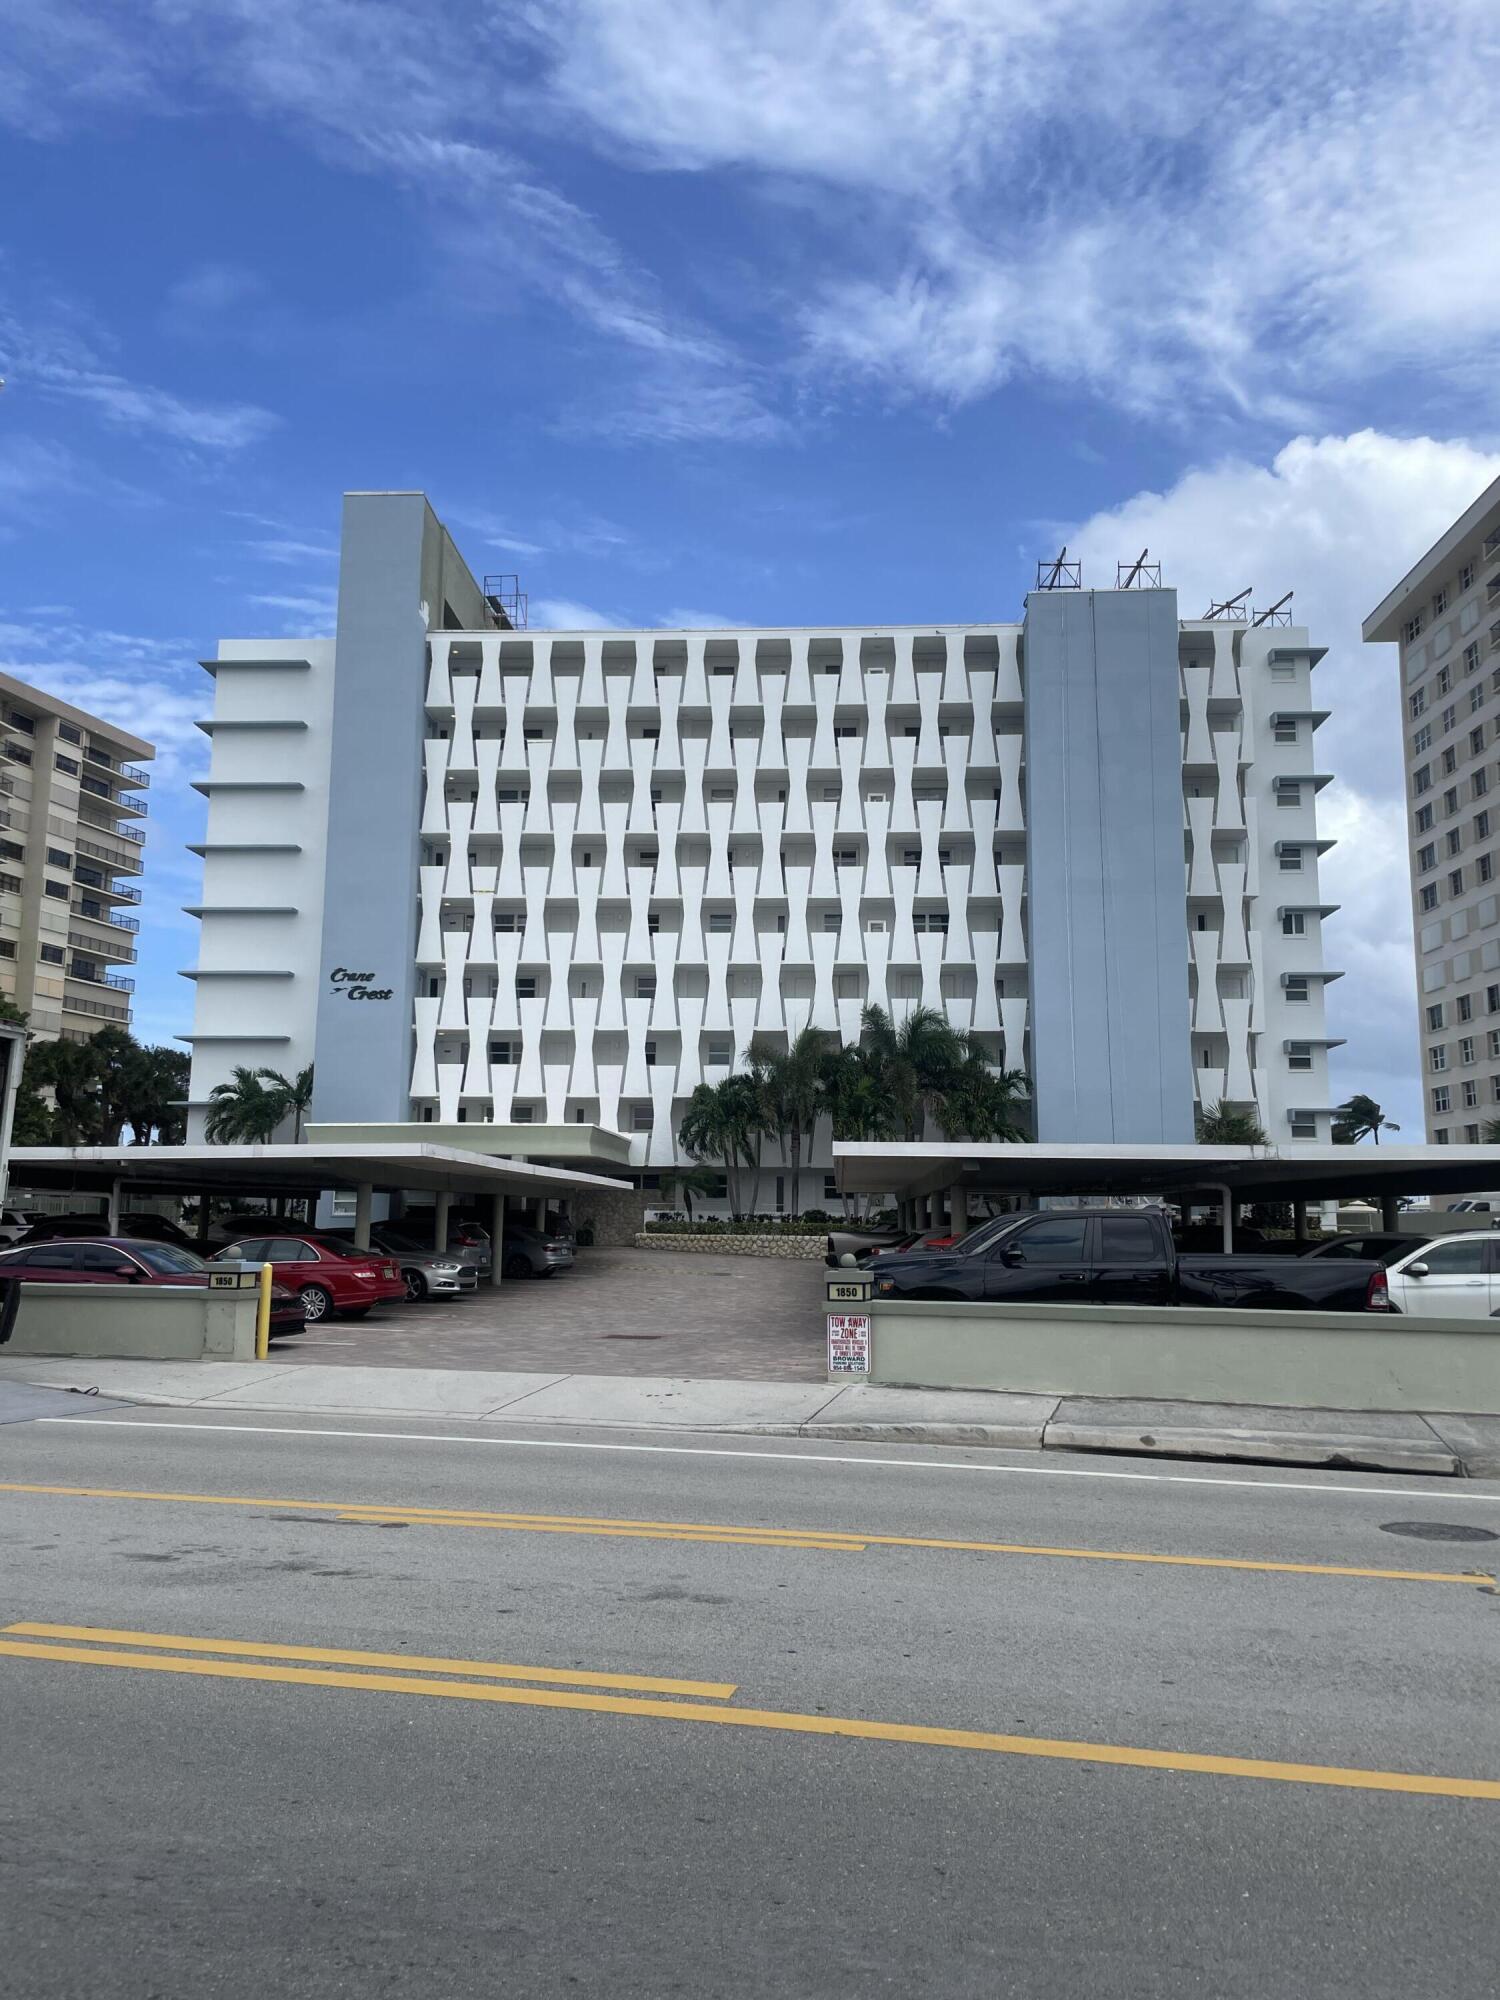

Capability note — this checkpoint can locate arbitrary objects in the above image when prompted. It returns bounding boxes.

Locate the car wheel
[299,1284,333,1323]
[403,1268,428,1302]
[503,1252,532,1280]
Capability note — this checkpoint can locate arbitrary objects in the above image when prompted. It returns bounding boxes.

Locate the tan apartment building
[0,672,153,1042]
[1364,472,1500,1143]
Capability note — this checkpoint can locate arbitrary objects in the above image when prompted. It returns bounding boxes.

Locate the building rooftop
[1362,472,1500,645]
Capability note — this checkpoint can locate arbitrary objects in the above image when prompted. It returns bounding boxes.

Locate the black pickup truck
[868,1208,1384,1312]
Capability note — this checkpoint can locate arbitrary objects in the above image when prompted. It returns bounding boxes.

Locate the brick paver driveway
[276,1246,829,1382]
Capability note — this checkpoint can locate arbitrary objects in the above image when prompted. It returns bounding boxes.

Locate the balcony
[72,899,140,933]
[60,992,131,1025]
[75,835,144,874]
[80,774,148,818]
[84,746,150,790]
[68,927,136,963]
[67,961,135,993]
[72,864,142,904]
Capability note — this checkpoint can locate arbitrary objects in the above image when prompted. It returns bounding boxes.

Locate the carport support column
[1213,1184,1233,1253]
[106,1176,121,1235]
[433,1192,451,1255]
[490,1193,506,1289]
[353,1182,373,1251]
[1293,1199,1308,1244]
[949,1184,968,1235]
[1381,1194,1400,1231]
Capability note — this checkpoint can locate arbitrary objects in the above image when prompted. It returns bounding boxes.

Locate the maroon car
[0,1238,308,1337]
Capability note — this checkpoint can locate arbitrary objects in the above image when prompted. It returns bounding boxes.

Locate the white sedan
[1379,1233,1500,1318]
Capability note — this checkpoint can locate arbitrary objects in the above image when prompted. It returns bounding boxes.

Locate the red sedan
[0,1238,308,1337]
[211,1230,406,1324]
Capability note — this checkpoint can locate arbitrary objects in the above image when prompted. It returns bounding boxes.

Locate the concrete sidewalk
[6,1353,1500,1477]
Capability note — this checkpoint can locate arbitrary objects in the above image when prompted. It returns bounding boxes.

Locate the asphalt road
[4,1404,1500,1997]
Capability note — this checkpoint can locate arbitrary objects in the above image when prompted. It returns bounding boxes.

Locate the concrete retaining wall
[8,1284,260,1362]
[864,1299,1500,1414]
[636,1232,828,1260]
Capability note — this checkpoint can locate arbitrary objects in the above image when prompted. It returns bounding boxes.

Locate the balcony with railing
[84,745,150,790]
[75,834,144,873]
[60,991,131,1024]
[67,960,136,993]
[72,863,142,903]
[69,926,136,963]
[71,898,140,933]
[79,773,148,818]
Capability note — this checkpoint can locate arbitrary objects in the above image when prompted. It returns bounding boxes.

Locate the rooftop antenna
[1252,590,1294,628]
[1203,587,1252,621]
[1116,549,1160,589]
[1035,548,1081,590]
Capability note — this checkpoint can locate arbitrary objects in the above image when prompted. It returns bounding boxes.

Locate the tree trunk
[790,1124,801,1218]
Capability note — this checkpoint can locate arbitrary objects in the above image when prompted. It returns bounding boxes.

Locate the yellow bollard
[255,1262,272,1361]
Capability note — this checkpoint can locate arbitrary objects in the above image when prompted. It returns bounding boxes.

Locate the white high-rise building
[185,493,1339,1207]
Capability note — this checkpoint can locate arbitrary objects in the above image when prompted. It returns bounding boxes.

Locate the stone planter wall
[634,1232,828,1260]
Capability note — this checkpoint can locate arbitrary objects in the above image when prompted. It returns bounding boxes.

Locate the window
[1443,748,1459,775]
[515,975,537,1000]
[1467,642,1483,674]
[1413,765,1432,794]
[54,754,79,775]
[494,910,520,932]
[631,1105,653,1132]
[1489,984,1500,1013]
[1284,975,1309,1003]
[1434,1128,1450,1144]
[1412,725,1432,754]
[1270,663,1296,682]
[902,849,921,866]
[1445,786,1461,813]
[1464,1080,1480,1108]
[1467,1123,1482,1143]
[1434,586,1450,616]
[822,912,841,932]
[1273,718,1298,744]
[1275,779,1301,808]
[707,912,732,932]
[1432,1086,1452,1113]
[911,912,949,933]
[1461,1036,1476,1064]
[0,941,12,960]
[1476,769,1491,798]
[1287,1042,1313,1071]
[1478,812,1491,840]
[706,1039,732,1065]
[1461,562,1476,593]
[1473,687,1487,714]
[1426,1003,1445,1030]
[1448,828,1463,856]
[1473,726,1487,756]
[9,747,30,766]
[1430,1045,1449,1071]
[709,787,734,802]
[1289,1113,1317,1139]
[0,841,23,861]
[1482,855,1495,885]
[512,1105,534,1124]
[644,1039,657,1066]
[1282,911,1306,937]
[43,881,68,900]
[1450,868,1465,896]
[647,911,660,935]
[1424,1239,1488,1274]
[489,1040,518,1064]
[831,847,858,867]
[39,943,64,964]
[1491,1031,1500,1059]
[1098,1217,1158,1261]
[45,846,70,867]
[6,710,33,734]
[578,848,593,866]
[636,975,656,999]
[1278,846,1303,872]
[1403,614,1425,644]
[1458,993,1474,1022]
[1409,689,1426,718]
[1418,842,1437,872]
[1420,883,1439,911]
[1003,1218,1088,1263]
[1416,804,1434,831]
[832,724,858,741]
[498,787,529,804]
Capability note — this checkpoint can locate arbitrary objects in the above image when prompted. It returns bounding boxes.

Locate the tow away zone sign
[827,1311,871,1375]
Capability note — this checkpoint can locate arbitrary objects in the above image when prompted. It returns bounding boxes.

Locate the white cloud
[529,598,626,629]
[248,588,339,633]
[1064,429,1500,1131]
[658,607,738,628]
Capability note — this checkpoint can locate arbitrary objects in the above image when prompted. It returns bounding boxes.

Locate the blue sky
[3,0,1499,1132]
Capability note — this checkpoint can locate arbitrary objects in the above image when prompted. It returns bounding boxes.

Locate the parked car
[1301,1232,1429,1265]
[1445,1199,1497,1215]
[15,1212,198,1250]
[386,1215,494,1276]
[496,1221,574,1280]
[0,1238,308,1336]
[1371,1233,1500,1318]
[210,1230,406,1324]
[0,1207,34,1245]
[869,1207,1385,1311]
[321,1224,480,1302]
[849,1230,960,1265]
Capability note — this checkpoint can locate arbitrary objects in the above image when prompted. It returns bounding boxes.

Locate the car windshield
[952,1215,1029,1257]
[131,1244,210,1275]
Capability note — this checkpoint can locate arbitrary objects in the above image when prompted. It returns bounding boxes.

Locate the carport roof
[9,1143,630,1202]
[832,1141,1500,1206]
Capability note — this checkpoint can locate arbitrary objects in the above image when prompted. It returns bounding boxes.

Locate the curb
[1041,1420,1462,1478]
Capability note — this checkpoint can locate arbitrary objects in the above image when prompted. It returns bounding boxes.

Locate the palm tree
[655,1164,723,1220]
[26,1037,108,1143]
[257,1065,315,1142]
[933,1048,1030,1142]
[121,1045,191,1145]
[859,1003,972,1139]
[205,1067,285,1143]
[1196,1100,1268,1146]
[747,1022,837,1218]
[1333,1093,1399,1145]
[677,1075,760,1214]
[820,1041,900,1216]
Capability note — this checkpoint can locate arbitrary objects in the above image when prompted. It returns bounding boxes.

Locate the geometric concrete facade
[185,494,1339,1191]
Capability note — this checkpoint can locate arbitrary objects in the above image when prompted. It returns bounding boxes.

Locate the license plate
[382,1265,396,1279]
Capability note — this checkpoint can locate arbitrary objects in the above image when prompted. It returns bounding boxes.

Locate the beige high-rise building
[0,673,153,1043]
[1364,473,1500,1144]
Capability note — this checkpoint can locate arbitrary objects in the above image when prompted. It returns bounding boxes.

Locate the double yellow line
[2,1482,1491,1583]
[4,1621,1499,1801]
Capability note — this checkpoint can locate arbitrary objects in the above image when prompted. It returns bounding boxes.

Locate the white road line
[35,1414,1500,1502]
